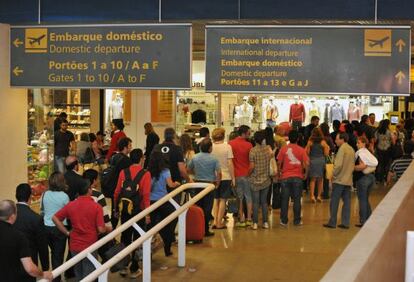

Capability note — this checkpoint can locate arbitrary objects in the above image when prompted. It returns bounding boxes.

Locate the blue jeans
[356,174,375,224]
[235,177,252,204]
[328,183,351,227]
[54,156,66,173]
[71,251,97,280]
[280,178,303,224]
[252,187,270,224]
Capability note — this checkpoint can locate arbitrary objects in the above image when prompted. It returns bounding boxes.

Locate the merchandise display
[218,94,395,134]
[175,88,218,135]
[308,97,321,121]
[236,96,254,127]
[51,89,91,137]
[347,99,361,122]
[264,96,279,127]
[330,97,346,122]
[289,96,306,130]
[109,92,124,120]
[27,89,54,201]
[104,89,131,137]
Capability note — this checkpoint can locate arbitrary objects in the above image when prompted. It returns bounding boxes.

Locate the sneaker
[294,221,303,226]
[245,220,253,227]
[252,223,258,230]
[263,222,269,229]
[279,221,288,227]
[235,221,246,228]
[130,269,142,279]
[119,268,128,277]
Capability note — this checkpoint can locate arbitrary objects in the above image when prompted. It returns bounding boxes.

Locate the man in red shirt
[229,125,253,227]
[106,118,127,161]
[277,130,309,226]
[53,181,106,280]
[113,148,151,279]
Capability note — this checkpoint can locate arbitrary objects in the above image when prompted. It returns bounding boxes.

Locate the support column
[0,24,28,200]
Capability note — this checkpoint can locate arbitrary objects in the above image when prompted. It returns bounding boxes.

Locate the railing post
[168,197,187,267]
[132,222,150,281]
[178,210,188,267]
[86,253,108,282]
[142,236,153,282]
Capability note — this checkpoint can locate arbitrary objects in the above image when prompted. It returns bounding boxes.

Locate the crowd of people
[2,112,414,281]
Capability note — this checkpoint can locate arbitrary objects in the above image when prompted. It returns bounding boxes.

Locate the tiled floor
[106,184,388,282]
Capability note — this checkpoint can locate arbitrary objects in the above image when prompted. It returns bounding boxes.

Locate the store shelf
[54,103,90,107]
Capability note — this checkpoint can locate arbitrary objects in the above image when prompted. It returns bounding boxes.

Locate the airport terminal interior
[1,1,414,281]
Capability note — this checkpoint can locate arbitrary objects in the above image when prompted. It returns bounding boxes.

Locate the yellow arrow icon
[13,66,23,76]
[395,71,405,84]
[395,39,406,52]
[13,38,23,48]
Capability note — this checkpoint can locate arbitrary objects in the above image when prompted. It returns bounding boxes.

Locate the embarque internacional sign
[206,25,411,95]
[10,24,192,89]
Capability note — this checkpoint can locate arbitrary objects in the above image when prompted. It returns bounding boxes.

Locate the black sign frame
[205,25,411,96]
[10,23,192,90]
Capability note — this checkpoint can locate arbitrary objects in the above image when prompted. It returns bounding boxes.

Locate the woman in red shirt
[106,119,127,161]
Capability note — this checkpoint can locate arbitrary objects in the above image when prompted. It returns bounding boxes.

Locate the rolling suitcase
[186,205,205,243]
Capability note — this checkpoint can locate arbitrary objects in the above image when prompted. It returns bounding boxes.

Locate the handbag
[103,241,130,273]
[325,155,334,180]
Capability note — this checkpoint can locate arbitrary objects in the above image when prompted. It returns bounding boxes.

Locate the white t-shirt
[212,142,234,180]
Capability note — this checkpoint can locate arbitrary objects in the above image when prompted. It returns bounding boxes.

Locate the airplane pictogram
[364,29,392,57]
[28,34,46,46]
[367,36,390,48]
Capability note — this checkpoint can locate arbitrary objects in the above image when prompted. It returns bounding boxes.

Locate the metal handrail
[40,182,215,282]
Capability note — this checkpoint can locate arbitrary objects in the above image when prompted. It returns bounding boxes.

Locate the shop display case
[176,87,218,137]
[27,88,92,201]
[27,89,54,201]
[51,89,91,139]
[104,89,132,141]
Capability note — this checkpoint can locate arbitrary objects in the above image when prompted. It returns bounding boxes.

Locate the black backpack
[117,168,146,216]
[101,153,125,198]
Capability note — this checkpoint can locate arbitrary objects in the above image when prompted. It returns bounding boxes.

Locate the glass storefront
[174,62,398,137]
[27,89,92,200]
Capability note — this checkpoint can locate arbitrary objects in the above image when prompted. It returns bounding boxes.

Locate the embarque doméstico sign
[10,24,192,89]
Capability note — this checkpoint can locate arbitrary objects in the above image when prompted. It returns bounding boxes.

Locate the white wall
[123,90,152,150]
[123,90,175,150]
[0,24,28,200]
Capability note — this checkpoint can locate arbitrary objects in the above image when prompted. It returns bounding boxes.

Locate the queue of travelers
[2,112,414,281]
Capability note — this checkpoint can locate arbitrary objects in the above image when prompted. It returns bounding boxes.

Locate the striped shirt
[389,156,413,180]
[92,189,111,228]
